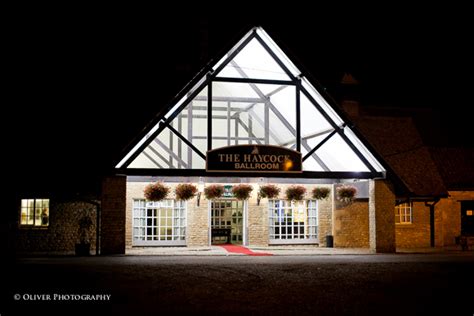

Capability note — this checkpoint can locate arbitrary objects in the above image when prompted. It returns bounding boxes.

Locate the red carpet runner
[218,244,273,256]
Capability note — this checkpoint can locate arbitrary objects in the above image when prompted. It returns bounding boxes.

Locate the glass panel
[315,133,370,172]
[216,38,291,81]
[344,127,385,172]
[212,82,296,148]
[300,93,335,139]
[301,77,344,126]
[128,87,207,169]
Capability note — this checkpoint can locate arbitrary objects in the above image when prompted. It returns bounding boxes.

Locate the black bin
[326,235,334,248]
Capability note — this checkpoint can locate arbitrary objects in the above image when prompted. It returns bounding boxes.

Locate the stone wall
[369,179,396,253]
[126,182,209,248]
[437,191,472,246]
[334,200,369,248]
[125,181,333,248]
[247,184,268,247]
[16,201,97,254]
[395,202,430,248]
[101,176,126,254]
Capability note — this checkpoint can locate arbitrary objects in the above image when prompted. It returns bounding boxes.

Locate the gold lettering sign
[206,145,302,173]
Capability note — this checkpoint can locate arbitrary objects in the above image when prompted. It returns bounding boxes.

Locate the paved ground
[2,253,474,315]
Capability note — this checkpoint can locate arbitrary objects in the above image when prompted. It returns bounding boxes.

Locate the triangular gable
[116,27,385,177]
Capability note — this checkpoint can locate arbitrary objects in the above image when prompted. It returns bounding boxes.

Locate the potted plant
[144,182,170,201]
[232,184,253,200]
[175,183,198,201]
[336,185,357,204]
[258,184,280,205]
[204,184,225,200]
[75,215,93,256]
[259,184,281,199]
[285,185,306,201]
[312,187,330,200]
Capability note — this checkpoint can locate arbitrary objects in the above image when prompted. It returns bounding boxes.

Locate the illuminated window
[132,200,186,246]
[395,203,412,224]
[20,199,49,227]
[269,200,318,242]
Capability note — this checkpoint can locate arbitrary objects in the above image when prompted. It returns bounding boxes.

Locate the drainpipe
[425,199,440,248]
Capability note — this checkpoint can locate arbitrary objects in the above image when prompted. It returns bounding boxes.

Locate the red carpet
[218,244,273,256]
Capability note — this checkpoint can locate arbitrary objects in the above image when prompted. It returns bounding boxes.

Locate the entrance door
[211,200,243,244]
[461,201,474,235]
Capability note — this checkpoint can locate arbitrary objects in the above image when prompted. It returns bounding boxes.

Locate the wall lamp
[197,177,205,207]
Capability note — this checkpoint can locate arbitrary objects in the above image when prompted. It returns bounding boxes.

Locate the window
[269,200,318,243]
[395,203,412,224]
[132,200,186,246]
[20,199,49,227]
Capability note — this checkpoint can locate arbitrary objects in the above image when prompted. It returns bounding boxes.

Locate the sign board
[206,145,302,173]
[223,185,234,198]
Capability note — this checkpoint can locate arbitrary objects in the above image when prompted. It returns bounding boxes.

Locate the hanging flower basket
[204,184,225,200]
[259,184,281,199]
[336,185,357,204]
[312,187,331,200]
[144,182,170,201]
[285,185,306,201]
[232,184,253,200]
[175,183,198,201]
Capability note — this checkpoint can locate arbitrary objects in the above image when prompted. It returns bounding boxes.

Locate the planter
[232,184,253,200]
[285,185,306,201]
[144,182,170,201]
[204,184,225,200]
[175,183,198,201]
[259,184,281,199]
[312,187,330,200]
[336,185,357,204]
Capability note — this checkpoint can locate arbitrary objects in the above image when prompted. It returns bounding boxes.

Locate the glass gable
[118,26,385,176]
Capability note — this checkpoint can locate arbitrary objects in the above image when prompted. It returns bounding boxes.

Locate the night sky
[7,8,472,199]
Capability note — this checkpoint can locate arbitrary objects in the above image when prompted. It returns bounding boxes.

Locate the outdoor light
[257,177,265,206]
[197,177,205,207]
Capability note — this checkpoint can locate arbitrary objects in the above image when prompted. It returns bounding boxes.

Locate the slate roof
[429,147,474,190]
[352,116,447,197]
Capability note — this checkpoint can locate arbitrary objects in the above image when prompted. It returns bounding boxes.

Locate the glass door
[211,200,243,244]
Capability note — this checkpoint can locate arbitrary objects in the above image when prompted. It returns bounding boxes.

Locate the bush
[259,184,281,199]
[144,182,170,201]
[312,187,330,200]
[336,185,357,203]
[175,183,198,201]
[232,184,253,200]
[204,184,225,200]
[285,185,306,201]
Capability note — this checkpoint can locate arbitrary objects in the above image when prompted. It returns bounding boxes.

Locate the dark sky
[7,8,472,196]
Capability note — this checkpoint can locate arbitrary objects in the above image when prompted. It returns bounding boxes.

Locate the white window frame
[395,202,413,224]
[20,199,50,228]
[268,199,318,244]
[132,199,186,246]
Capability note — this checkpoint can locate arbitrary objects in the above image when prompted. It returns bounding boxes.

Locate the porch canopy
[115,27,386,179]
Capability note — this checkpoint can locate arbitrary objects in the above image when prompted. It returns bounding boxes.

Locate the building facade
[14,27,474,255]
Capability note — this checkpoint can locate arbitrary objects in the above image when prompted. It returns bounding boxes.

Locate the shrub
[232,184,253,200]
[285,185,306,201]
[259,184,281,199]
[144,182,170,201]
[312,187,330,200]
[204,184,225,200]
[175,183,198,201]
[336,185,357,203]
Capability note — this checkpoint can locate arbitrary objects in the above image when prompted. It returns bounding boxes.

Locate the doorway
[461,201,474,235]
[210,200,244,244]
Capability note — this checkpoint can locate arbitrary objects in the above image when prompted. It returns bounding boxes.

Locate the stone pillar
[369,179,396,253]
[101,175,126,255]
